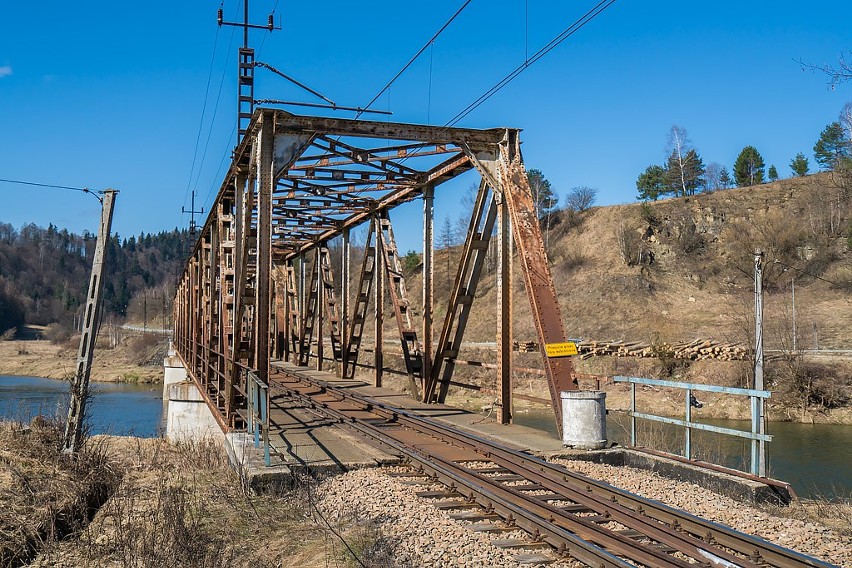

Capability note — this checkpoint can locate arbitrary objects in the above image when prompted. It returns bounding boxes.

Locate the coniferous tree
[813,122,851,170]
[768,165,779,181]
[636,165,668,201]
[733,146,766,187]
[527,169,557,222]
[719,167,732,188]
[790,153,810,177]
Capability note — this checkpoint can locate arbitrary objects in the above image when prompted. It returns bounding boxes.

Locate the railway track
[270,367,836,568]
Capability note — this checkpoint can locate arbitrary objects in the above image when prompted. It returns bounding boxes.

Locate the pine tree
[733,146,765,187]
[813,122,851,170]
[768,165,779,181]
[526,169,557,221]
[636,165,667,201]
[790,152,810,177]
[719,167,731,188]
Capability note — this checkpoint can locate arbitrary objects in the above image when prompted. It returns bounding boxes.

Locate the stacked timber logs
[513,339,751,361]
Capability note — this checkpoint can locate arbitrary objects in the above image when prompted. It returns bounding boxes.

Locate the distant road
[120,324,172,336]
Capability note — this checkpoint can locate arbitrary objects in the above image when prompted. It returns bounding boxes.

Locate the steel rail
[271,368,837,568]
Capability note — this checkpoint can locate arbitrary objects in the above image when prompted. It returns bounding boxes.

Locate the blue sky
[1,1,850,252]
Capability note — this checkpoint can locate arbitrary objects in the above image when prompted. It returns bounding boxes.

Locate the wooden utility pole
[63,190,117,453]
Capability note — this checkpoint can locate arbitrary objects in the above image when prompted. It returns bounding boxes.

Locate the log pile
[514,339,752,361]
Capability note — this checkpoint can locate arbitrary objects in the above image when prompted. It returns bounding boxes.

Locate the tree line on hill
[0,224,194,336]
[637,102,852,200]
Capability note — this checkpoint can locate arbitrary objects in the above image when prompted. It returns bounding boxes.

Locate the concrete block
[165,381,224,444]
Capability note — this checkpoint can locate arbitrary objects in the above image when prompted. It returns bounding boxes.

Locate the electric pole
[217,1,280,145]
[63,190,118,454]
[182,189,204,236]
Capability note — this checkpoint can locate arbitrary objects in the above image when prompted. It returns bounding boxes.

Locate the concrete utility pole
[753,250,766,476]
[63,190,117,453]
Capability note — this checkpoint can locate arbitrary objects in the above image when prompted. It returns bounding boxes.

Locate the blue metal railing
[246,370,271,466]
[613,376,772,477]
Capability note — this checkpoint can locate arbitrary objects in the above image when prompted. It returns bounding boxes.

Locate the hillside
[417,171,852,350]
[369,170,852,421]
[0,225,193,336]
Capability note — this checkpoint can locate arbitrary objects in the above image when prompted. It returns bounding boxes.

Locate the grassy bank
[0,336,165,383]
[3,425,397,568]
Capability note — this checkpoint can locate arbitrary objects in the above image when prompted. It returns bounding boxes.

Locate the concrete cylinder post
[561,391,607,450]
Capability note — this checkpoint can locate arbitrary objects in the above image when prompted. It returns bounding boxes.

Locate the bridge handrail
[246,370,271,466]
[613,375,770,477]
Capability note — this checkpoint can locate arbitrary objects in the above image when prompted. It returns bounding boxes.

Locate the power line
[183,21,223,211]
[0,177,103,201]
[445,0,616,126]
[445,0,617,127]
[773,258,841,287]
[190,2,240,207]
[357,0,474,119]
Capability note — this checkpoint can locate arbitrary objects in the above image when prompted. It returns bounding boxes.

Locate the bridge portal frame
[173,109,578,433]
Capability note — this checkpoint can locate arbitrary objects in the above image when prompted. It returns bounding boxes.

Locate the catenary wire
[356,0,474,119]
[445,0,617,127]
[0,177,103,202]
[183,19,222,211]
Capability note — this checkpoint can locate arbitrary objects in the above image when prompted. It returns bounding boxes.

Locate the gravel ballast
[317,461,850,567]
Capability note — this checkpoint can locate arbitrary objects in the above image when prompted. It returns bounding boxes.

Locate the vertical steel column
[316,249,324,371]
[63,189,117,453]
[254,110,274,383]
[374,215,384,387]
[498,134,576,434]
[228,171,248,417]
[496,192,513,424]
[422,186,434,400]
[685,388,692,460]
[341,229,350,378]
[753,250,766,477]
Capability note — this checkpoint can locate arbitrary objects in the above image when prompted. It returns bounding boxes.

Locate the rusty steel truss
[173,109,577,432]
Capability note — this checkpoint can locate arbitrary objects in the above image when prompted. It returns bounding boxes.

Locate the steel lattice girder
[175,109,578,433]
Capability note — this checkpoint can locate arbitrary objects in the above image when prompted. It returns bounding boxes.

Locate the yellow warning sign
[545,341,578,358]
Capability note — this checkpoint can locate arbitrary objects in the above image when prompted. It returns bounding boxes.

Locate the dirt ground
[0,336,166,383]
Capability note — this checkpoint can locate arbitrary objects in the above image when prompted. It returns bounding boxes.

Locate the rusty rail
[270,368,834,568]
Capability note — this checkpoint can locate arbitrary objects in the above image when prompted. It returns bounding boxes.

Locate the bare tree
[840,102,852,141]
[704,162,724,191]
[799,51,852,89]
[666,125,692,196]
[564,186,598,212]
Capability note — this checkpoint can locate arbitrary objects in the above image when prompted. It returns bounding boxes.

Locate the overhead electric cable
[191,2,240,201]
[0,177,102,202]
[183,22,222,211]
[445,0,617,127]
[357,0,474,118]
[773,258,841,287]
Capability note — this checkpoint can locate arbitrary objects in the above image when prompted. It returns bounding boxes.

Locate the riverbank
[8,421,848,568]
[0,337,165,383]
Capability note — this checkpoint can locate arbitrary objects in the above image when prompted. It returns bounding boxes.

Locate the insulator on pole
[267,14,274,30]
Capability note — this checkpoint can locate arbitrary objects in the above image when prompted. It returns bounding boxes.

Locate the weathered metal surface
[174,109,578,433]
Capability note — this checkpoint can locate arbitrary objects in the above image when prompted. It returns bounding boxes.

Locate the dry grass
[26,436,399,568]
[0,418,119,566]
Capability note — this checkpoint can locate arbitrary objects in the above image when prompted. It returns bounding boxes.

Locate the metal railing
[613,376,772,477]
[246,370,271,466]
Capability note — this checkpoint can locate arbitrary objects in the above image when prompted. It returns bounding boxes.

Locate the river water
[0,375,164,437]
[2,375,848,498]
[514,408,852,499]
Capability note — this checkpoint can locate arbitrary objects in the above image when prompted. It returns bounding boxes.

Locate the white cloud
[0,66,12,78]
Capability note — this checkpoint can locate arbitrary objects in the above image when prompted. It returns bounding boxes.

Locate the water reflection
[0,375,164,438]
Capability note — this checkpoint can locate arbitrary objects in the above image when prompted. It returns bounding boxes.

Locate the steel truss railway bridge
[173,108,579,434]
[169,110,837,567]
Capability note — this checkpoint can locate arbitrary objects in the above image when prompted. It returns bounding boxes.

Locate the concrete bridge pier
[162,342,223,444]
